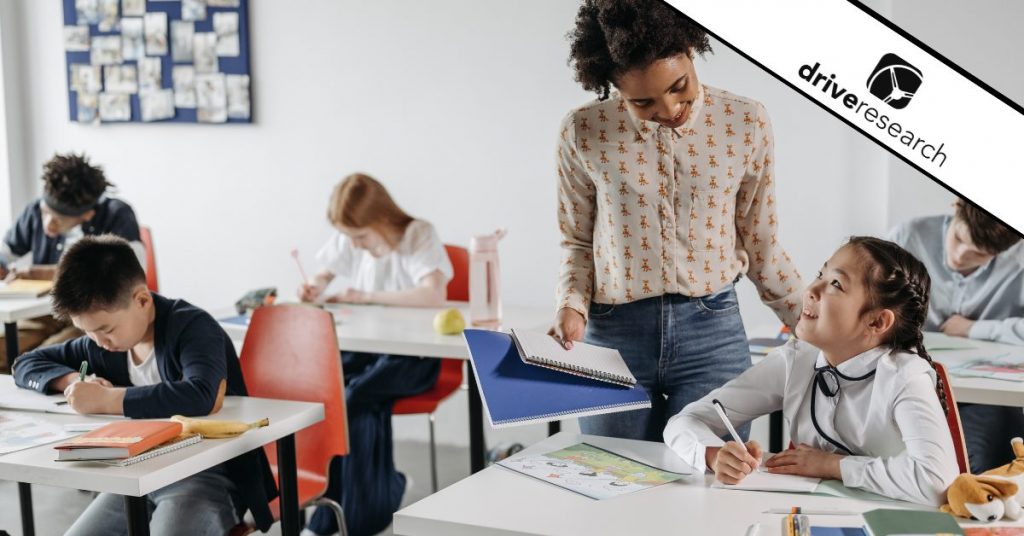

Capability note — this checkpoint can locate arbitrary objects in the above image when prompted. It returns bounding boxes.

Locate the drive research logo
[866,53,923,109]
[798,59,947,168]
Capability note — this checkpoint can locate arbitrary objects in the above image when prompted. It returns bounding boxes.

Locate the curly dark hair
[567,0,712,100]
[954,199,1021,254]
[41,153,112,211]
[847,236,948,415]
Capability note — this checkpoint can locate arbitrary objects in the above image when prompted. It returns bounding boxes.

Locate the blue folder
[463,329,651,428]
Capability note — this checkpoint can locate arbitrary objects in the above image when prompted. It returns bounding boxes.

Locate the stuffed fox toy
[942,437,1024,522]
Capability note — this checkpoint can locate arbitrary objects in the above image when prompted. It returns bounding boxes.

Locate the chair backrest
[933,361,970,474]
[139,225,159,292]
[239,305,349,492]
[444,244,469,302]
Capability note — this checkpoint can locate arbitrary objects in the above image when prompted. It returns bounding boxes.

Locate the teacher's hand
[548,307,586,350]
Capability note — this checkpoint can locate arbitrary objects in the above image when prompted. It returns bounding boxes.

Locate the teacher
[551,0,804,441]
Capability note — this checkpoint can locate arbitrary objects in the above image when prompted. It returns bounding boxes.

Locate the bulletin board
[62,0,252,124]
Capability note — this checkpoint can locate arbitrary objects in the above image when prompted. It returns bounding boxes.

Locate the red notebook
[55,420,183,461]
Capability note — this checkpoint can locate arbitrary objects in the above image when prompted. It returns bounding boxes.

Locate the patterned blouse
[556,84,803,326]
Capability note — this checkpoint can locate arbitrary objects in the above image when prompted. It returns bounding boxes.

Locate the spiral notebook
[95,434,203,467]
[464,329,650,428]
[510,329,636,388]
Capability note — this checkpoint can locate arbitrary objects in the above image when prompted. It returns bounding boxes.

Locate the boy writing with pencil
[11,235,275,535]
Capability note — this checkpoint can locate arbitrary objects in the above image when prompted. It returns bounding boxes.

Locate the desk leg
[124,495,149,536]
[548,421,560,436]
[5,321,18,367]
[277,434,300,536]
[466,366,485,473]
[769,410,783,453]
[18,482,34,536]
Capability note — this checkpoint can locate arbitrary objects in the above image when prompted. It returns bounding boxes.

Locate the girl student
[299,172,453,536]
[664,237,959,505]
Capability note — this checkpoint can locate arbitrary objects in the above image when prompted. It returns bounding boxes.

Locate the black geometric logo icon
[866,53,923,109]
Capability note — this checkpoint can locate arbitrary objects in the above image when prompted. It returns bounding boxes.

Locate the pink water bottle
[469,229,507,328]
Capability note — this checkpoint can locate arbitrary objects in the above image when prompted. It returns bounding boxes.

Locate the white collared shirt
[663,339,959,505]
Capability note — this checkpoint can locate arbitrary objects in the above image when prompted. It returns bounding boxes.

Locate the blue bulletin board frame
[62,0,252,124]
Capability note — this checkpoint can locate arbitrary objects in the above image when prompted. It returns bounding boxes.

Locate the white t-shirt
[127,348,160,386]
[315,219,453,293]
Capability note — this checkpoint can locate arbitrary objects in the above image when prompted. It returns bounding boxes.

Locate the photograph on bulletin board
[62,0,252,124]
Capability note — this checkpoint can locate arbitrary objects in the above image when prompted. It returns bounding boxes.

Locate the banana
[170,415,270,438]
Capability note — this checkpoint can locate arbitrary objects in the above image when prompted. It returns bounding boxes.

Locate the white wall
[1,1,1016,448]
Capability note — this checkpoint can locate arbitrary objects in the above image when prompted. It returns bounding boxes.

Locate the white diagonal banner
[666,0,1024,233]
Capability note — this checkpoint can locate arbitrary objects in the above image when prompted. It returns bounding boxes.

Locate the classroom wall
[0,0,1011,448]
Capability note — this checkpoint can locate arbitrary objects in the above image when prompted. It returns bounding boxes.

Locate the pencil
[79,361,88,382]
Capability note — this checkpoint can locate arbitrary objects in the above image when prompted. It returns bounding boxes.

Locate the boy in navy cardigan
[12,235,276,535]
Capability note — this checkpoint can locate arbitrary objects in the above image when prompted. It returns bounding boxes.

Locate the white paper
[120,17,144,60]
[103,64,138,93]
[144,11,168,56]
[99,92,132,122]
[63,26,90,52]
[172,65,197,108]
[97,0,119,32]
[0,412,77,456]
[90,35,122,65]
[140,89,175,122]
[70,64,102,93]
[77,92,100,124]
[226,74,249,119]
[711,470,821,493]
[207,0,239,6]
[182,0,207,22]
[213,12,239,57]
[195,73,227,123]
[0,388,76,415]
[121,0,145,17]
[75,0,101,25]
[193,32,218,73]
[171,20,195,63]
[138,57,163,92]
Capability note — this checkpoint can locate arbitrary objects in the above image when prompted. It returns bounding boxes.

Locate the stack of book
[55,420,201,467]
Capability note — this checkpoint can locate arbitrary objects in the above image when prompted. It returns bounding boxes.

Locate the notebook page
[511,329,636,383]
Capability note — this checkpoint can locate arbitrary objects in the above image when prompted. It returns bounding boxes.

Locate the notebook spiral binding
[528,357,635,387]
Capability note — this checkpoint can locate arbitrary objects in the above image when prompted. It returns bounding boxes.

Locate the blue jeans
[64,467,239,536]
[307,352,440,536]
[579,286,751,442]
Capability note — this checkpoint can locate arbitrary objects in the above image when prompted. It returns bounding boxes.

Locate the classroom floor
[0,440,470,536]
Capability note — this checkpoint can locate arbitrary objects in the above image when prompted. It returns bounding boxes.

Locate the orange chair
[139,225,159,292]
[232,305,350,536]
[391,244,467,492]
[933,361,970,474]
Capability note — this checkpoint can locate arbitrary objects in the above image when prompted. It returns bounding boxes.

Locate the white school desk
[0,375,324,536]
[0,296,52,360]
[219,302,553,474]
[393,432,939,536]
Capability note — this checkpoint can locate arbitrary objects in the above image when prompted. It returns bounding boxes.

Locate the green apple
[433,308,466,335]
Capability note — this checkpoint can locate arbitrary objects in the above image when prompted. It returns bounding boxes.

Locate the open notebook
[510,329,636,388]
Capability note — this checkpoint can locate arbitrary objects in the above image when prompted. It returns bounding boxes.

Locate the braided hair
[566,0,712,100]
[846,236,948,415]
